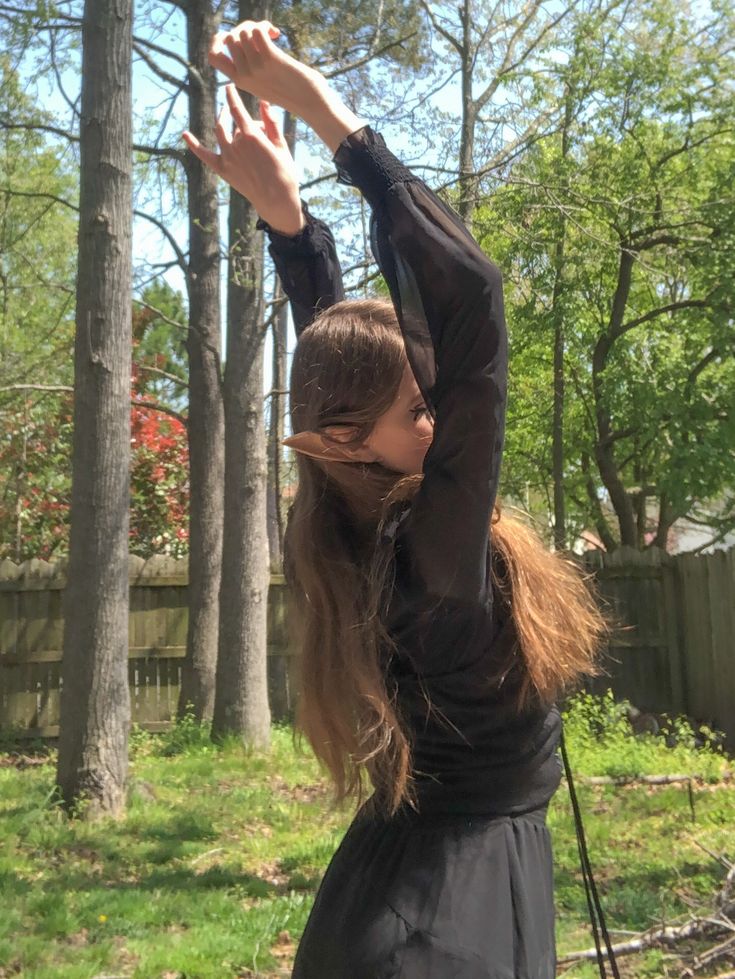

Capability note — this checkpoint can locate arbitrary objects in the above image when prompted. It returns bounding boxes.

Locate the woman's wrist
[259,197,306,236]
[263,212,307,236]
[288,70,368,156]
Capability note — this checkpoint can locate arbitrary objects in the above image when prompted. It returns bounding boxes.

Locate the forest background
[2,0,733,568]
[0,0,733,809]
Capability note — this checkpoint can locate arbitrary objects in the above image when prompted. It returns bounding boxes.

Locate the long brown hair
[284,297,610,818]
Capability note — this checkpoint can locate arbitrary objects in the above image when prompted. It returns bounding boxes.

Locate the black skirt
[291,800,556,979]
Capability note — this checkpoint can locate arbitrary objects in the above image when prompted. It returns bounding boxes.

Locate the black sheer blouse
[257,126,562,816]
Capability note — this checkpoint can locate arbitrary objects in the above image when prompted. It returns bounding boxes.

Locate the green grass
[0,690,733,978]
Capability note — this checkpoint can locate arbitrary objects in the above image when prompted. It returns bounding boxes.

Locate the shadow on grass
[553,857,720,932]
[2,859,315,902]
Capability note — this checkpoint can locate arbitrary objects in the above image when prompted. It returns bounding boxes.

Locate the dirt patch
[254,859,289,887]
[0,753,52,769]
[265,775,328,804]
[269,928,298,966]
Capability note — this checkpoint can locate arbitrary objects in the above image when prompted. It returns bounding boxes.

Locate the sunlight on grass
[0,693,732,977]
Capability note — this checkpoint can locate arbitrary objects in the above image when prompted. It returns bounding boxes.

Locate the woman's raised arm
[201,21,508,618]
[256,200,346,337]
[182,88,305,236]
[182,74,347,336]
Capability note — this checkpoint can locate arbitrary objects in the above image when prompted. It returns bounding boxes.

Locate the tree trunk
[13,402,28,562]
[56,0,133,818]
[633,459,647,547]
[551,93,573,552]
[592,248,637,548]
[266,109,296,573]
[456,0,477,230]
[212,0,272,746]
[654,492,674,550]
[266,277,288,572]
[178,0,225,723]
[581,451,617,552]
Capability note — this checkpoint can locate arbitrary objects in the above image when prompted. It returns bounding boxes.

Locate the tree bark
[56,0,133,818]
[212,0,272,746]
[266,279,287,572]
[592,247,637,548]
[266,109,296,574]
[178,0,225,724]
[581,451,617,552]
[654,492,676,550]
[551,92,573,552]
[457,0,477,229]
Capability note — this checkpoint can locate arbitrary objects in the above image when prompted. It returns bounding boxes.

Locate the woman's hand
[208,19,366,153]
[182,84,305,235]
[208,20,322,117]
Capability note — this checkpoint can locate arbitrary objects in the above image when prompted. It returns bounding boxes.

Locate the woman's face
[364,361,435,475]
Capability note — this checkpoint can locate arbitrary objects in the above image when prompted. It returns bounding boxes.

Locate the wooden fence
[582,546,735,750]
[0,555,293,738]
[1,546,733,749]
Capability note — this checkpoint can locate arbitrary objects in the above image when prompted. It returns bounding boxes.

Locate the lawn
[1,690,733,979]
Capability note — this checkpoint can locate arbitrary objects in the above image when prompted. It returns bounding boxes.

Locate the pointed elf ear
[281,426,377,464]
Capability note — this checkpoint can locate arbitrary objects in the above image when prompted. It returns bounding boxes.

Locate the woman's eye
[411,405,429,421]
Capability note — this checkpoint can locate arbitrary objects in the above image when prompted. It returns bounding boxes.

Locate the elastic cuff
[331,125,417,208]
[256,199,325,253]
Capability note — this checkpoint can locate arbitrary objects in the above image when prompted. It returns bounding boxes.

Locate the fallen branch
[558,911,731,969]
[570,773,734,787]
[558,848,735,977]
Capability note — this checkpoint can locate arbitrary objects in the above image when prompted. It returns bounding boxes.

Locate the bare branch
[418,0,464,56]
[49,28,80,121]
[475,0,546,113]
[135,364,188,388]
[131,399,188,427]
[614,299,711,341]
[298,171,337,192]
[652,127,734,173]
[0,120,77,143]
[133,41,188,94]
[134,209,188,273]
[0,188,77,211]
[132,298,188,335]
[0,120,187,164]
[263,388,290,402]
[0,384,72,394]
[132,34,205,91]
[475,107,558,180]
[134,141,187,164]
[325,31,419,80]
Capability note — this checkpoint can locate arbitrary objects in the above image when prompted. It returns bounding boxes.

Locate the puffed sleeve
[256,198,345,337]
[332,126,508,611]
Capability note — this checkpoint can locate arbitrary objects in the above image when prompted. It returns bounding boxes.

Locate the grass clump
[560,687,728,781]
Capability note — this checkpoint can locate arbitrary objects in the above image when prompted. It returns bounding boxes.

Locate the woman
[184,20,610,978]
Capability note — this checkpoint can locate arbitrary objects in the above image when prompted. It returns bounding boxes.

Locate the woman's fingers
[214,103,232,149]
[248,23,273,60]
[209,32,236,79]
[182,131,223,175]
[239,23,268,69]
[262,20,280,39]
[231,18,280,42]
[225,84,257,138]
[222,21,277,76]
[224,32,250,79]
[259,100,282,145]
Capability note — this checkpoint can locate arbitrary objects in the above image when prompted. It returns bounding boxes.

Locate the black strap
[559,722,621,978]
